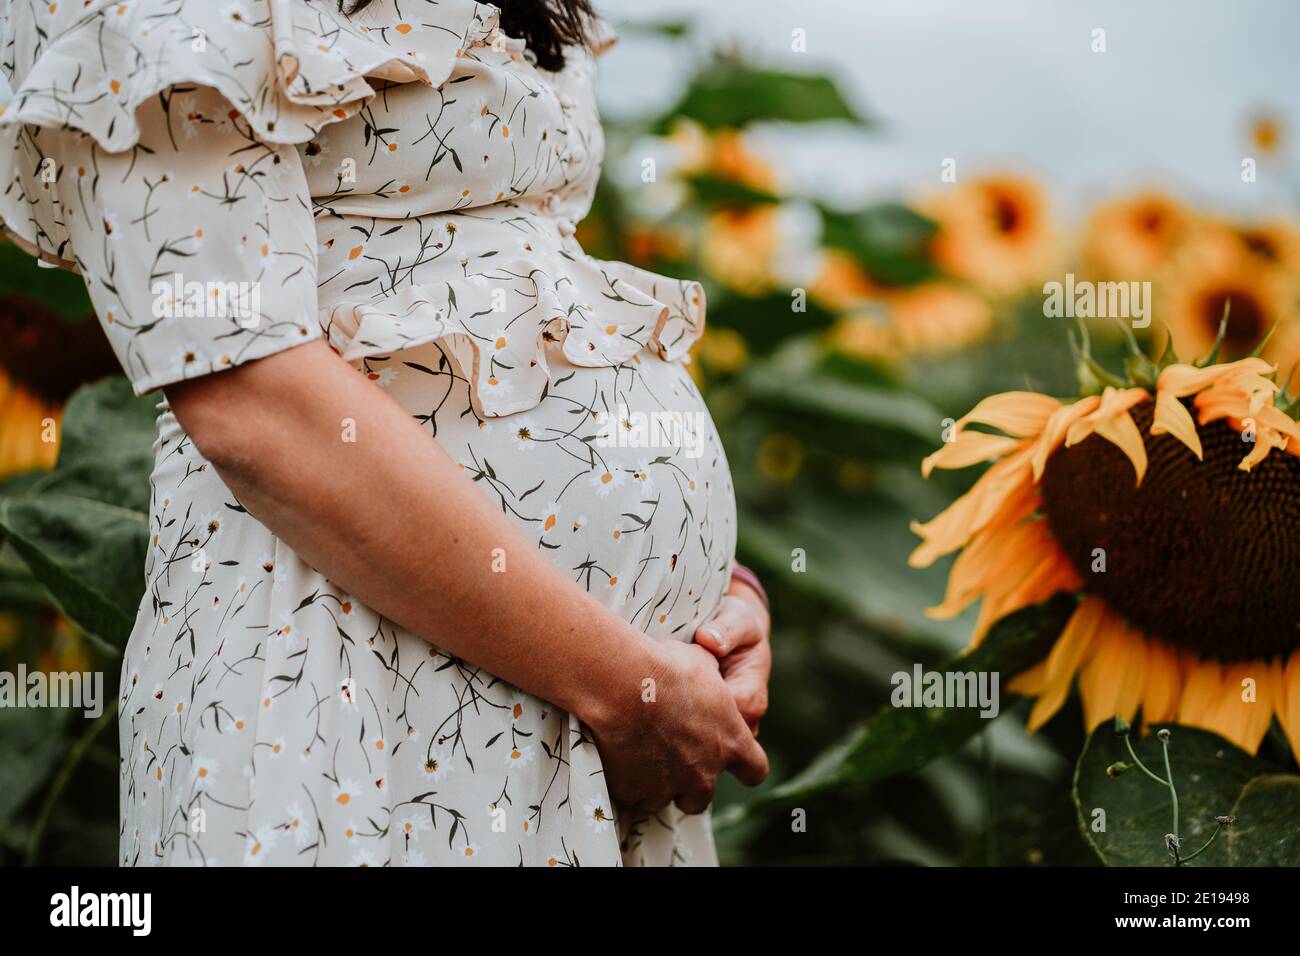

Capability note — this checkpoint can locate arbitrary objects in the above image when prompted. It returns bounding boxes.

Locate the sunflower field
[2,18,1299,867]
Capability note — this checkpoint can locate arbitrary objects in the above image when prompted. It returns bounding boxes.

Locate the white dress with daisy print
[0,0,733,866]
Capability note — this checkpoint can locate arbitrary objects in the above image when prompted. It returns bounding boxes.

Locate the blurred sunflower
[1159,227,1300,377]
[923,174,1058,294]
[663,119,781,195]
[0,294,118,478]
[709,129,781,194]
[829,282,993,361]
[701,202,820,296]
[810,249,880,312]
[1248,110,1284,156]
[691,326,749,379]
[889,283,994,354]
[1081,191,1194,280]
[911,349,1300,762]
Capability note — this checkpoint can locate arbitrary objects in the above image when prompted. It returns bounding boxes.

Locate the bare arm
[165,340,767,810]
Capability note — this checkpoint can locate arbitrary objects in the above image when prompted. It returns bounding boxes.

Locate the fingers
[674,787,714,815]
[727,727,770,787]
[695,594,763,658]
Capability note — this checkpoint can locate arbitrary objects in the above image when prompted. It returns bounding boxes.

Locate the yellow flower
[0,368,61,478]
[912,359,1300,761]
[1159,227,1300,375]
[1081,191,1194,280]
[888,283,994,355]
[1248,112,1283,155]
[828,283,993,362]
[701,206,781,296]
[829,311,896,364]
[923,174,1057,293]
[709,129,780,194]
[693,327,749,376]
[810,250,880,312]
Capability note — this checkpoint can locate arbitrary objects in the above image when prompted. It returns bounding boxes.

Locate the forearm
[164,340,658,726]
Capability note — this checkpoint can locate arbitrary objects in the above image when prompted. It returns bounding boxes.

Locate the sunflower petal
[921,431,1025,478]
[1177,656,1224,729]
[1022,596,1106,732]
[1210,661,1278,755]
[1091,411,1149,484]
[1031,396,1100,481]
[957,391,1062,437]
[1156,358,1274,398]
[1150,391,1203,460]
[1077,617,1147,731]
[1139,639,1182,727]
[1276,651,1300,766]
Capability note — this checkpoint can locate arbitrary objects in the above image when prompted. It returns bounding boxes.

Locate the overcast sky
[596,0,1300,220]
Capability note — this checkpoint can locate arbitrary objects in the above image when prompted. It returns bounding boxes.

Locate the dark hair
[341,0,596,72]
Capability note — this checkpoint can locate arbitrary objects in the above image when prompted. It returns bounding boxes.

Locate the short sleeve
[19,93,323,393]
[0,0,500,393]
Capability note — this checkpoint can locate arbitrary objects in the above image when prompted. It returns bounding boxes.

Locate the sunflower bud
[1106,761,1133,778]
[1113,716,1131,736]
[1157,728,1171,743]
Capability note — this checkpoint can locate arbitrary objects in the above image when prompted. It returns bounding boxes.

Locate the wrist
[573,627,666,736]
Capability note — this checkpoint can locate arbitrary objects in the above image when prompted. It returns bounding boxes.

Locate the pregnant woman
[0,0,772,865]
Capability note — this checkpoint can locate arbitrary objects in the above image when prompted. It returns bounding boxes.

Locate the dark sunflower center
[990,193,1022,235]
[1137,207,1166,236]
[1200,288,1266,356]
[1239,231,1279,263]
[0,297,119,405]
[1041,400,1300,660]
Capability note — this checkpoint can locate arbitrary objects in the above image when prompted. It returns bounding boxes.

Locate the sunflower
[829,282,993,362]
[910,343,1300,762]
[700,202,820,297]
[0,292,119,478]
[923,174,1058,294]
[1160,228,1300,378]
[1081,191,1195,280]
[810,249,880,312]
[0,369,61,478]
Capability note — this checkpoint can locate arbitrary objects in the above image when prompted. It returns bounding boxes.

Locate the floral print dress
[0,0,735,866]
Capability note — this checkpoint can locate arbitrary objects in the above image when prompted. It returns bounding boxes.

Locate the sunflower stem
[1122,733,1169,786]
[1178,823,1224,865]
[1161,734,1180,862]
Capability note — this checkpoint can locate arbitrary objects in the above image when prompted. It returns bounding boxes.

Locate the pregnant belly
[372,339,737,639]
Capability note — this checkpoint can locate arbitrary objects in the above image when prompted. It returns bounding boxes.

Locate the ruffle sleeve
[0,0,499,393]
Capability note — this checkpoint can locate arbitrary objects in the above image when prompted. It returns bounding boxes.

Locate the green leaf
[1227,774,1300,866]
[0,242,93,320]
[0,377,155,644]
[0,706,71,831]
[1072,724,1273,866]
[655,60,866,131]
[681,173,779,206]
[737,469,971,651]
[820,203,939,287]
[715,596,1074,827]
[741,338,943,447]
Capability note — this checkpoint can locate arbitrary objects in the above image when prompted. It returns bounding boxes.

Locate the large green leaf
[0,706,71,831]
[821,203,939,287]
[716,596,1074,827]
[655,60,867,131]
[737,468,971,651]
[1072,723,1299,866]
[1227,775,1300,866]
[741,338,943,449]
[0,377,155,644]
